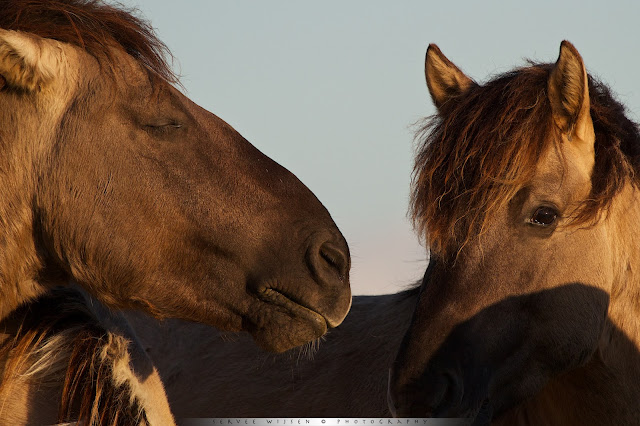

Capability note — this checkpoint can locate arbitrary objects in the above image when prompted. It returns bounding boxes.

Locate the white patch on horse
[102,333,175,426]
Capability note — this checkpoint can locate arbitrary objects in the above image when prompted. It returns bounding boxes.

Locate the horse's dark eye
[530,206,558,226]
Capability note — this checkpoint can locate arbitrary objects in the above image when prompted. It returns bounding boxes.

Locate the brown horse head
[389,41,640,422]
[0,0,351,353]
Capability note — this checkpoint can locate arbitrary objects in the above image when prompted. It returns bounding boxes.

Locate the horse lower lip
[258,288,329,329]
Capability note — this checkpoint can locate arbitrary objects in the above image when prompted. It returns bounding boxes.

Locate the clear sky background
[122,1,640,295]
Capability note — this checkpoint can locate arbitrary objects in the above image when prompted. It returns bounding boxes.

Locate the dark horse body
[389,42,640,424]
[127,287,419,418]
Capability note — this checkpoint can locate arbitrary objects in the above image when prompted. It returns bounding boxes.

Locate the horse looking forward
[0,0,351,354]
[389,42,640,424]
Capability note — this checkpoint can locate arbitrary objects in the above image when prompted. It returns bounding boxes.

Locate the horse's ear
[548,41,593,143]
[0,29,63,92]
[425,44,475,110]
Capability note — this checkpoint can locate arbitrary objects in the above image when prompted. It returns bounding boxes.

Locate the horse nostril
[319,241,348,281]
[307,232,350,288]
[304,232,351,327]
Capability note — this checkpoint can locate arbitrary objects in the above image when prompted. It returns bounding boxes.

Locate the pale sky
[122,1,640,295]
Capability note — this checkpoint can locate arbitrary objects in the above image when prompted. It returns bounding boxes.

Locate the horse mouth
[256,287,330,331]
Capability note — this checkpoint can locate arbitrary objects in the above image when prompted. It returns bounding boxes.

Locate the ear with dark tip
[425,44,475,110]
[548,40,593,142]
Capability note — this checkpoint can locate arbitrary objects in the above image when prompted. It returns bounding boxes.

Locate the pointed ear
[548,41,593,143]
[425,44,475,110]
[0,29,63,92]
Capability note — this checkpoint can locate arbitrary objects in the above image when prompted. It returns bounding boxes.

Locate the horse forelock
[0,0,177,85]
[411,62,640,260]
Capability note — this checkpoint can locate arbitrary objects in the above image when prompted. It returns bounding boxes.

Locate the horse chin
[468,399,493,426]
[249,287,329,352]
[431,398,491,426]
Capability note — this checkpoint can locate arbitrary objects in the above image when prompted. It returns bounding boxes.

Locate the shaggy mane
[0,0,177,84]
[411,63,640,259]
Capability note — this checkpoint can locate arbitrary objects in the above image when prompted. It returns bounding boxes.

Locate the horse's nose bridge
[390,284,476,416]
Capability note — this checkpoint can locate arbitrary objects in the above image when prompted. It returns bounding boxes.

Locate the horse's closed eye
[143,122,183,137]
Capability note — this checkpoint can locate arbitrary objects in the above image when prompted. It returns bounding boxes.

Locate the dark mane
[0,0,177,84]
[411,62,640,259]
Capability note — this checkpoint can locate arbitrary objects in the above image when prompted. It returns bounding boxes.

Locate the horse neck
[0,189,46,321]
[0,332,57,424]
[345,287,420,351]
[0,100,55,320]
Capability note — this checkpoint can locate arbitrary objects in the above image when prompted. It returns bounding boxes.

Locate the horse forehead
[108,48,155,86]
[532,137,593,195]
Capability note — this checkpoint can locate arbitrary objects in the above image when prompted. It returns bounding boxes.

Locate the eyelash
[143,123,182,136]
